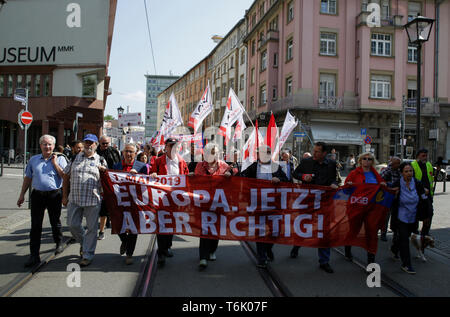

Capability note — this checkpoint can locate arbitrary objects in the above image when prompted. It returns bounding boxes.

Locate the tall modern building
[145,75,179,137]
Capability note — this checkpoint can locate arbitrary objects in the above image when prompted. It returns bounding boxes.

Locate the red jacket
[345,166,384,185]
[150,154,189,176]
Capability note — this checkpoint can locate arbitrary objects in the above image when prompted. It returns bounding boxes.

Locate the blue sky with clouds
[105,0,254,118]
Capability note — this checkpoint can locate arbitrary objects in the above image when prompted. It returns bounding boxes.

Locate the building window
[26,75,32,93]
[286,77,293,96]
[321,0,337,14]
[408,44,418,63]
[252,13,257,29]
[320,32,337,56]
[270,16,279,31]
[286,38,293,61]
[407,80,417,99]
[240,49,246,65]
[7,75,13,97]
[240,74,245,91]
[222,83,227,98]
[0,75,4,97]
[229,78,234,92]
[260,84,267,106]
[370,75,391,99]
[16,75,24,88]
[261,50,267,71]
[230,56,234,69]
[34,75,41,97]
[371,33,391,56]
[408,2,421,22]
[82,74,96,97]
[273,53,278,67]
[319,74,336,101]
[250,96,255,110]
[259,3,265,19]
[251,68,255,85]
[272,86,278,101]
[287,1,294,23]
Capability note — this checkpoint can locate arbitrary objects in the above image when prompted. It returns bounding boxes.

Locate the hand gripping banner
[101,171,394,254]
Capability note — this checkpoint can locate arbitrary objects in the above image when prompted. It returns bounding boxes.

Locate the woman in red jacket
[344,152,386,264]
[193,143,232,270]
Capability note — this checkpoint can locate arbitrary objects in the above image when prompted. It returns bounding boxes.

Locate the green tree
[104,114,115,121]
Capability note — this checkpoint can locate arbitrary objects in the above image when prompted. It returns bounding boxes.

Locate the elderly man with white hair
[17,134,68,267]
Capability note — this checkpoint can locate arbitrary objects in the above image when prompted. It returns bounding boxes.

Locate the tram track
[331,247,417,297]
[0,237,74,297]
[133,235,158,297]
[241,241,293,297]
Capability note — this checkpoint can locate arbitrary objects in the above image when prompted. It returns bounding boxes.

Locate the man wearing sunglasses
[62,134,107,267]
[96,135,121,240]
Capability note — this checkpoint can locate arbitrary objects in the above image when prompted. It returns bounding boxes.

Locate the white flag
[160,92,183,138]
[188,81,213,134]
[218,88,244,144]
[272,111,298,161]
[232,115,246,142]
[241,123,264,172]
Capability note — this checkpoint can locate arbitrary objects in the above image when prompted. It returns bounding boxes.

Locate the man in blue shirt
[17,135,68,267]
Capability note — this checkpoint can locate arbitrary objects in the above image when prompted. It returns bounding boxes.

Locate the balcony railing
[268,94,359,114]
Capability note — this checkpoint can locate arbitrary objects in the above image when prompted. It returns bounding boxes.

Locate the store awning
[310,122,363,145]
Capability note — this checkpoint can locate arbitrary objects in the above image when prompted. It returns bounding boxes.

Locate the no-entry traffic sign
[20,111,33,126]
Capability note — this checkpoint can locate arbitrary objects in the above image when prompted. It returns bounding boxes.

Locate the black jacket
[97,147,121,169]
[292,157,338,186]
[240,161,288,182]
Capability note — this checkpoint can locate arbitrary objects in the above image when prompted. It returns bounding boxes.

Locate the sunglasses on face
[101,142,109,145]
[362,157,374,161]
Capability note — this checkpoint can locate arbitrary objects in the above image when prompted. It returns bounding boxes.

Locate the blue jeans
[318,248,330,265]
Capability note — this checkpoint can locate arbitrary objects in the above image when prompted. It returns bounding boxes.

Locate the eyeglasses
[84,141,94,145]
[124,150,135,154]
[362,157,374,161]
[101,143,109,145]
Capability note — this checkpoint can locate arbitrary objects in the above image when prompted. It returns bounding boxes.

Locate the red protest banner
[100,171,394,254]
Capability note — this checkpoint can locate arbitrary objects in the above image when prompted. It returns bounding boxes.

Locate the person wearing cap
[150,137,189,266]
[62,134,107,267]
[410,148,435,261]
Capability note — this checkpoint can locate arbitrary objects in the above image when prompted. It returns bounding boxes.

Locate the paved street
[0,167,449,297]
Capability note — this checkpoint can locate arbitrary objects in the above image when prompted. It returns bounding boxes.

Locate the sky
[105,0,255,119]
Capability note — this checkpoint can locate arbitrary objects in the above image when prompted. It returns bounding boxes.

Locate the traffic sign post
[15,88,29,177]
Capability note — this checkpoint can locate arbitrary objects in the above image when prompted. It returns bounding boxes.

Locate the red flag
[265,113,277,152]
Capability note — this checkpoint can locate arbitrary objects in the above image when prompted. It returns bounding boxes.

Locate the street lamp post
[404,14,434,154]
[117,106,124,150]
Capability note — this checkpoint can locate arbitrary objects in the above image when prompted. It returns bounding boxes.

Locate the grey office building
[145,75,179,138]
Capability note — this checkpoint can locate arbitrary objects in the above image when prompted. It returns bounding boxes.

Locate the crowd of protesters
[16,133,437,275]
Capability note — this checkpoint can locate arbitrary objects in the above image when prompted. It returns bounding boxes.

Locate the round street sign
[364,135,372,145]
[20,111,33,125]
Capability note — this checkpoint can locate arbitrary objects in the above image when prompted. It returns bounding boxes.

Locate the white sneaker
[416,250,427,262]
[209,253,216,261]
[199,259,208,269]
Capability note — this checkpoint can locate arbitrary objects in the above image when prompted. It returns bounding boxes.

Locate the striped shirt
[63,152,107,207]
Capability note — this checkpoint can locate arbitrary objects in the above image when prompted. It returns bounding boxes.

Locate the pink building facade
[245,0,449,163]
